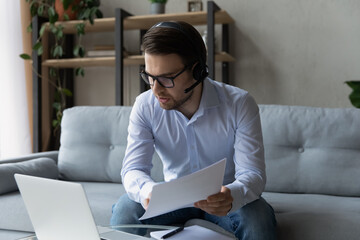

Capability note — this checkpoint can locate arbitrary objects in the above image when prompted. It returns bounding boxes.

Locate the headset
[151,21,209,93]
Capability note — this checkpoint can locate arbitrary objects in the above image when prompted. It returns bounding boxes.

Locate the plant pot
[150,3,165,14]
[55,0,81,21]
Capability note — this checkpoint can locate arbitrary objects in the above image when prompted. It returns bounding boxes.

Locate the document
[139,158,226,220]
[150,225,235,240]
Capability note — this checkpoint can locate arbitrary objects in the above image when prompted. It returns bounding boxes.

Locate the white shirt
[121,78,266,213]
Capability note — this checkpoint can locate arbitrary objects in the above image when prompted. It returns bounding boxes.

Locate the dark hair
[142,21,207,68]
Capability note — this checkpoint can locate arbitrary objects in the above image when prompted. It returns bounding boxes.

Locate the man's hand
[194,186,233,216]
[143,192,152,210]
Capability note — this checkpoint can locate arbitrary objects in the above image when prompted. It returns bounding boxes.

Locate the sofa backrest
[260,105,360,197]
[58,106,164,183]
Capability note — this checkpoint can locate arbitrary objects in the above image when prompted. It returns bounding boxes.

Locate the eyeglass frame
[140,65,191,88]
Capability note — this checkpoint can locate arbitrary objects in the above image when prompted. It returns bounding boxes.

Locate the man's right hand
[143,192,152,210]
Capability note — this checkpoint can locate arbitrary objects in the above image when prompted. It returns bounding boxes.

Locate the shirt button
[298,147,304,153]
[109,145,115,150]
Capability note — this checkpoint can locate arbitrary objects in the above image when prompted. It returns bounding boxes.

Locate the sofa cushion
[260,105,360,196]
[0,158,58,195]
[262,192,360,240]
[58,106,164,183]
[0,191,34,231]
[79,182,126,226]
[58,106,132,182]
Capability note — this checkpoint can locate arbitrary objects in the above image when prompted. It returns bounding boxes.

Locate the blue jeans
[110,194,277,240]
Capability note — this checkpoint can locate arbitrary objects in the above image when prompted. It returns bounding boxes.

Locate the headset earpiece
[193,63,209,82]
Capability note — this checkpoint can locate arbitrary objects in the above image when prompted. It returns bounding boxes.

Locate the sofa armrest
[0,152,59,195]
[0,151,59,164]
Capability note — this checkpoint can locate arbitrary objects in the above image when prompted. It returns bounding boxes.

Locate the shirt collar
[199,78,220,110]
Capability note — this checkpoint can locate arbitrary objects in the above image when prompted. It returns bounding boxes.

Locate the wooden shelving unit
[32,1,235,152]
[51,10,233,33]
[42,52,235,68]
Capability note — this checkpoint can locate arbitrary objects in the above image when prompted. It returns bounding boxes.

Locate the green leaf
[345,81,360,108]
[63,13,70,21]
[33,41,42,50]
[95,9,103,18]
[345,81,360,91]
[79,8,91,20]
[37,5,44,16]
[53,45,63,57]
[20,53,31,60]
[27,23,32,33]
[56,28,64,40]
[52,119,60,128]
[37,45,43,55]
[39,24,46,37]
[76,23,85,36]
[49,68,57,77]
[78,46,85,57]
[62,88,73,97]
[48,8,59,24]
[48,7,56,18]
[73,45,80,56]
[349,90,360,108]
[30,3,37,17]
[52,102,61,111]
[75,67,85,77]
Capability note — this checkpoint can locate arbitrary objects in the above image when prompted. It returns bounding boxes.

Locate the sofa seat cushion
[0,182,124,232]
[0,191,33,232]
[262,192,360,240]
[79,182,126,226]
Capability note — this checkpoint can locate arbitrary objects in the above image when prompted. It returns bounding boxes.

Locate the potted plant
[149,0,167,14]
[20,0,103,145]
[345,81,360,108]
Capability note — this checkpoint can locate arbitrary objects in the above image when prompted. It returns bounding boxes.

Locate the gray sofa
[1,105,359,240]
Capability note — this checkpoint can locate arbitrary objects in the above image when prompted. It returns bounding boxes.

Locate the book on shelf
[87,45,131,57]
[86,50,116,57]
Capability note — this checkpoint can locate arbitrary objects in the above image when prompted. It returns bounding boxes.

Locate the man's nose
[152,79,164,93]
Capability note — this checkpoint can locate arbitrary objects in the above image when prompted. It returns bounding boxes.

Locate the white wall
[75,0,360,108]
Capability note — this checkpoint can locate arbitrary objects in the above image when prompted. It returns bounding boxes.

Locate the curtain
[0,1,31,159]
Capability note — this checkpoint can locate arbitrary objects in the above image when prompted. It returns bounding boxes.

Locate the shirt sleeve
[121,98,159,207]
[225,94,266,212]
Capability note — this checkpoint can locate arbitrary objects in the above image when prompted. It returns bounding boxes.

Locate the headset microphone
[184,80,203,93]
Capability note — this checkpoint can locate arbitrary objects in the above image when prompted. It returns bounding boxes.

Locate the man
[111,21,277,239]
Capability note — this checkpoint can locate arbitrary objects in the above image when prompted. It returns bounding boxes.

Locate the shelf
[42,52,235,68]
[49,10,234,34]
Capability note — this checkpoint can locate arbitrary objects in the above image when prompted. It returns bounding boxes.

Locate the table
[16,224,177,240]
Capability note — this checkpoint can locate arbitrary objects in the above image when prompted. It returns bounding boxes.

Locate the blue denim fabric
[110,194,277,240]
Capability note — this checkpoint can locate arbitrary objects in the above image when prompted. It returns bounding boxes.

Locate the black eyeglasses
[140,65,189,88]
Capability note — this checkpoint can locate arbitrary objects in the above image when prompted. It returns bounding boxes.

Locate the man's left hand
[194,186,233,216]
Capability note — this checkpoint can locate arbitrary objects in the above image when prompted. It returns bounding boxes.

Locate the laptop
[15,174,147,240]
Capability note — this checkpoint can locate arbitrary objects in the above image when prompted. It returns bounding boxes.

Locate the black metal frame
[115,8,132,105]
[32,17,74,152]
[207,1,230,84]
[32,16,44,153]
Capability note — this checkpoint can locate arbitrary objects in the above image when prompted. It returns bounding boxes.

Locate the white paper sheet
[139,158,226,220]
[150,225,235,240]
